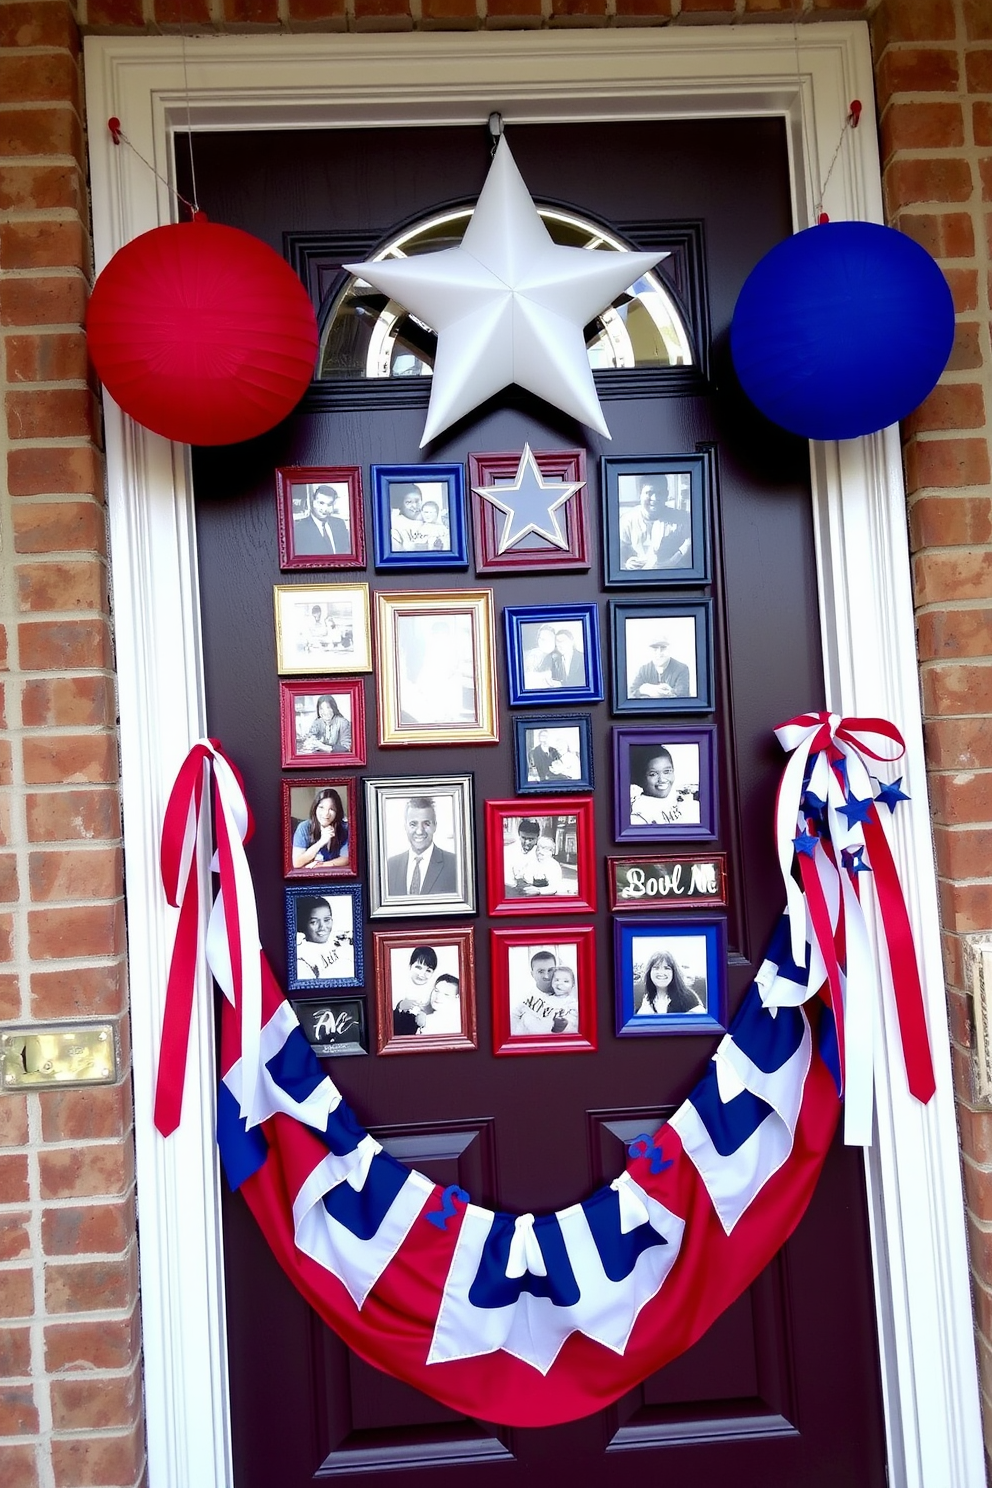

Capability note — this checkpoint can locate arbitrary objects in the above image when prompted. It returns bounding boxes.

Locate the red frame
[468,448,589,573]
[485,796,596,917]
[608,853,728,912]
[283,776,358,880]
[372,927,477,1056]
[490,926,597,1056]
[279,678,366,769]
[275,465,366,571]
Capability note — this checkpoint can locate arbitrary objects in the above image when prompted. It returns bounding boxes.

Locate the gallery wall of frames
[270,448,730,1060]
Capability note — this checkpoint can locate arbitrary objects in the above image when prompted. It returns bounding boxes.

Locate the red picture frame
[275,464,366,570]
[283,776,358,880]
[490,926,597,1056]
[372,927,477,1056]
[279,678,366,769]
[468,447,589,573]
[484,796,596,917]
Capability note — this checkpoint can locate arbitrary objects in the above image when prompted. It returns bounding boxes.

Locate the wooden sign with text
[608,853,727,911]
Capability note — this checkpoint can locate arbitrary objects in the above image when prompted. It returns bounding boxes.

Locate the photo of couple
[521,620,587,691]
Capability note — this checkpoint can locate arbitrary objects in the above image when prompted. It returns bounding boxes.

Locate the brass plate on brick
[0,1024,116,1091]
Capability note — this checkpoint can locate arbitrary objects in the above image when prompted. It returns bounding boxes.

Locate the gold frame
[273,583,372,675]
[375,588,498,747]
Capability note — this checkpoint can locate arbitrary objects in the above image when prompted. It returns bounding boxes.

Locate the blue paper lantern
[730,221,954,441]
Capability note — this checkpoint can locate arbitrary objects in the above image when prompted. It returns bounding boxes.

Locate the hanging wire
[790,0,861,225]
[107,118,199,220]
[178,0,201,217]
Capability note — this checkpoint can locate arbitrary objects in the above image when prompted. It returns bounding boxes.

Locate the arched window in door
[318,206,695,381]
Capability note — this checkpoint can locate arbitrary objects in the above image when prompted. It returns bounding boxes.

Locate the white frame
[84,27,982,1488]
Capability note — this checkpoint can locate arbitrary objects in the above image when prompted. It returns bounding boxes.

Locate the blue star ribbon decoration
[802,788,827,816]
[842,846,872,875]
[838,793,874,829]
[472,444,584,554]
[793,828,819,858]
[875,776,910,811]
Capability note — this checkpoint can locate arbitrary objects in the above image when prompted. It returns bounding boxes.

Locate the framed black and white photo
[283,777,356,879]
[275,466,365,571]
[372,928,476,1054]
[279,678,366,769]
[370,463,468,570]
[485,797,596,916]
[490,927,597,1056]
[613,725,718,842]
[286,884,363,991]
[601,453,709,587]
[364,775,476,919]
[293,997,368,1056]
[611,600,714,714]
[273,583,372,675]
[503,604,604,707]
[615,917,726,1035]
[512,715,594,794]
[374,589,498,746]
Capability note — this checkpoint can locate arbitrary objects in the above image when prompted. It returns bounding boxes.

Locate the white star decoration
[345,137,664,446]
[473,444,584,554]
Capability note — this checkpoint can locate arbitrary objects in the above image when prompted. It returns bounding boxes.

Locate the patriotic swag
[155,716,933,1427]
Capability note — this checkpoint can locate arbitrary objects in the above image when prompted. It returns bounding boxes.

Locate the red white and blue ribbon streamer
[154,732,930,1425]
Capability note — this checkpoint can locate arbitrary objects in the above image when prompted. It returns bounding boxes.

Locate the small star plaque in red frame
[468,447,590,573]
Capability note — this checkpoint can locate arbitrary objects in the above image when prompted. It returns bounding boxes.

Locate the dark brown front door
[188,118,886,1486]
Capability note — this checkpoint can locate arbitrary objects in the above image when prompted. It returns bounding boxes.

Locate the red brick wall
[871,0,992,1467]
[1,1,990,1486]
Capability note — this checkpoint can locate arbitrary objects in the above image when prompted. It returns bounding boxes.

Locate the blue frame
[512,714,595,794]
[370,463,468,570]
[286,883,364,991]
[610,599,714,715]
[503,604,604,707]
[615,917,727,1036]
[600,451,711,588]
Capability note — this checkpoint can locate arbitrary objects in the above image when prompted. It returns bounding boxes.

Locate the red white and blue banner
[154,724,932,1426]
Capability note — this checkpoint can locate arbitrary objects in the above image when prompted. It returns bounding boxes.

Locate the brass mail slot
[1,1024,116,1091]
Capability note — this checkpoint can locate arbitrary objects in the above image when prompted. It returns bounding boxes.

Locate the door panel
[188,118,885,1486]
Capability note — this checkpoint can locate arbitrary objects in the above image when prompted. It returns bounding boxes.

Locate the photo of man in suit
[293,484,352,558]
[385,796,459,898]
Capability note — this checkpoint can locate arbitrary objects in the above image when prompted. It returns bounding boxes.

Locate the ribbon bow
[770,712,934,1144]
[155,740,262,1138]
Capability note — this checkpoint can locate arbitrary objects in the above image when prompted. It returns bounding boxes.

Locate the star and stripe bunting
[154,729,932,1427]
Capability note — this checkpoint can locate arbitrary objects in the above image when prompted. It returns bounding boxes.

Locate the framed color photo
[611,600,713,716]
[503,604,603,707]
[286,884,363,991]
[490,927,597,1056]
[275,466,365,570]
[279,679,366,769]
[283,777,356,879]
[292,997,368,1057]
[468,446,589,573]
[601,453,710,587]
[374,589,498,746]
[613,726,718,842]
[609,853,728,911]
[513,715,594,794]
[370,464,468,569]
[365,775,476,919]
[614,917,727,1036]
[485,797,596,916]
[373,928,476,1055]
[274,583,372,675]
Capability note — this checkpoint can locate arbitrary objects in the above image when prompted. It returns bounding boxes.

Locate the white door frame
[84,25,983,1488]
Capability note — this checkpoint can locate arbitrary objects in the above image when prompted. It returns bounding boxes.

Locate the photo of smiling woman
[288,784,350,874]
[635,948,705,1015]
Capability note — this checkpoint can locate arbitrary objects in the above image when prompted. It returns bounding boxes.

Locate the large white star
[345,138,664,446]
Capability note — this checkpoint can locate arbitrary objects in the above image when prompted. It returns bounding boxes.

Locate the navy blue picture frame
[503,603,604,707]
[370,463,468,570]
[512,714,595,794]
[286,883,364,991]
[610,599,714,715]
[600,451,710,587]
[614,916,727,1036]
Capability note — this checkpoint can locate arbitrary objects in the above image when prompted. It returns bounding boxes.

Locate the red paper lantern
[87,219,318,446]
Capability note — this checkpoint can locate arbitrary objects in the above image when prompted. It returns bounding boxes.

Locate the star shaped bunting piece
[842,846,872,875]
[344,137,664,446]
[793,828,819,858]
[472,444,583,554]
[838,794,875,829]
[875,777,911,811]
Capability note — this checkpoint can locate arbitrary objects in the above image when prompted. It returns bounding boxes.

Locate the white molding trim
[83,26,983,1488]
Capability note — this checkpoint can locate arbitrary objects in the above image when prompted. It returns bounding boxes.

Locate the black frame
[610,599,714,715]
[512,714,595,794]
[601,452,710,587]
